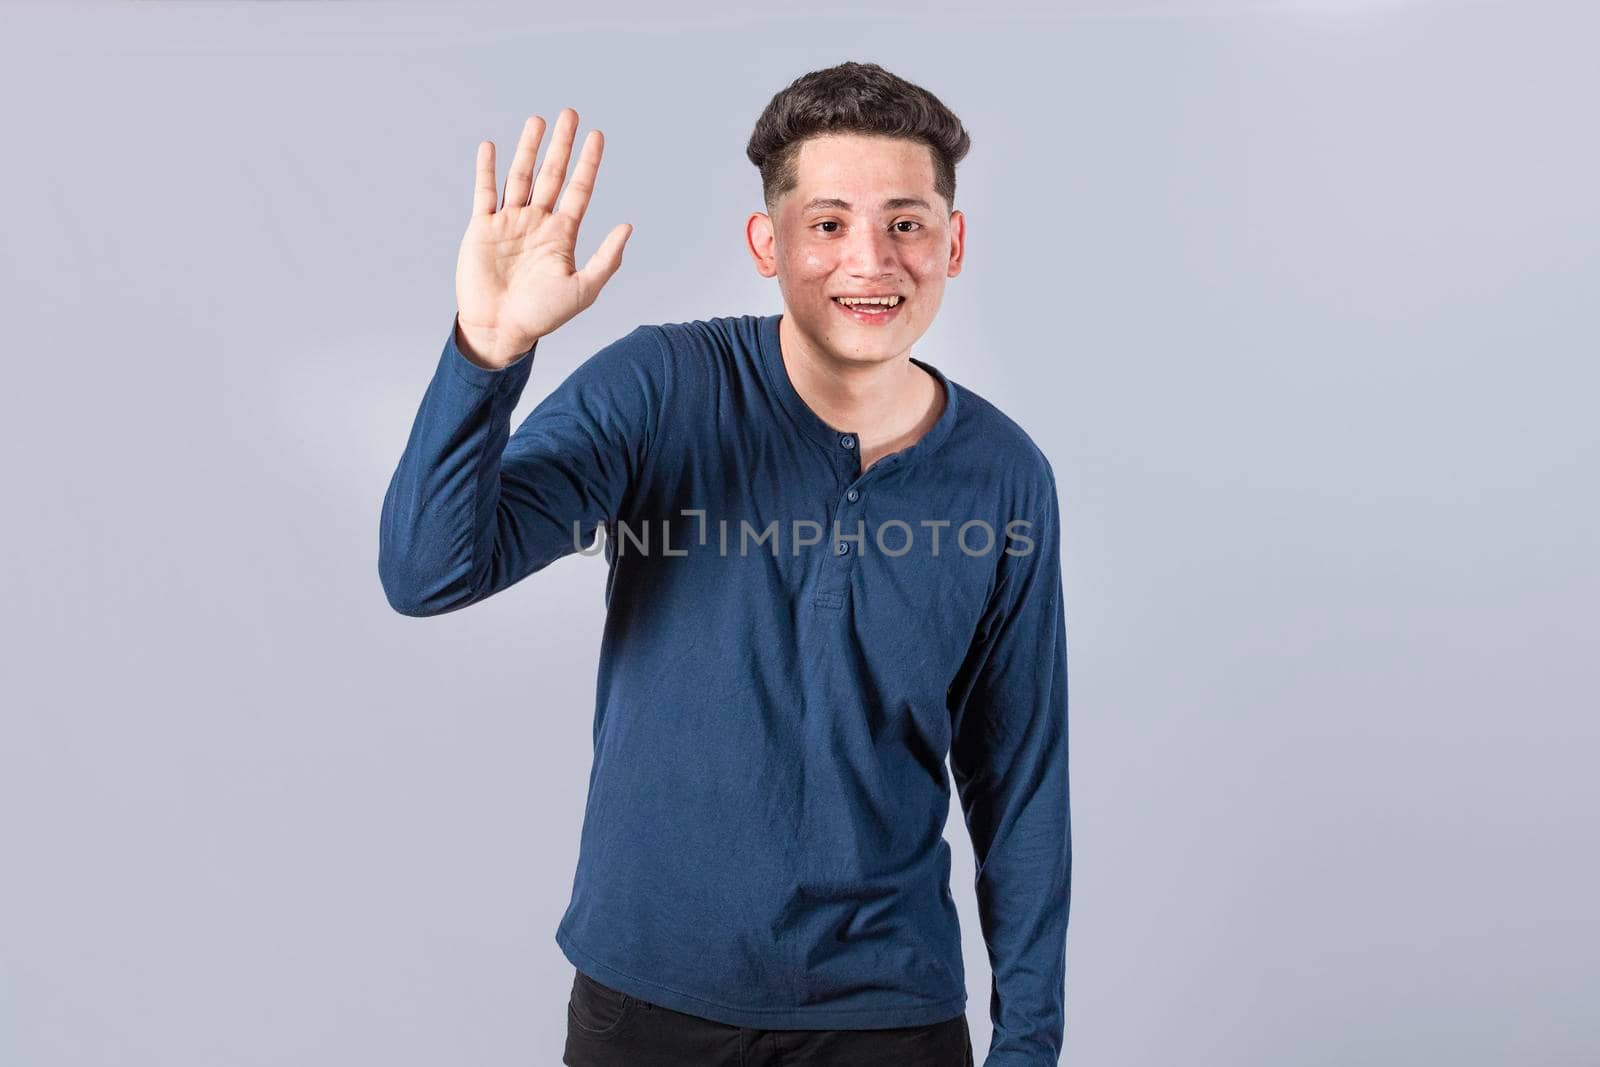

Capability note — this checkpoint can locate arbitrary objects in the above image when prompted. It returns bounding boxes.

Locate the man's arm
[378,107,647,616]
[377,313,666,616]
[947,468,1072,1066]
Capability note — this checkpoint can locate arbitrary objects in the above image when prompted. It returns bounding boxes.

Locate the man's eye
[814,220,840,233]
[894,220,922,233]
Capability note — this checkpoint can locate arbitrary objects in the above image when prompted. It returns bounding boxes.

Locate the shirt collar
[756,312,958,472]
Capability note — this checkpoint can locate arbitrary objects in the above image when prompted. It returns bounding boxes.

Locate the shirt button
[835,541,849,555]
[840,434,855,450]
[846,488,859,502]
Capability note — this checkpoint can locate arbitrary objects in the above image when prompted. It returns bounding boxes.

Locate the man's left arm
[947,467,1072,1067]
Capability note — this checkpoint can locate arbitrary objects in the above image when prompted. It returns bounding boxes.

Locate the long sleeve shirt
[378,310,1072,1066]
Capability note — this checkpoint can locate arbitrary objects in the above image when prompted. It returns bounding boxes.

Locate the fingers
[500,114,547,212]
[527,107,580,215]
[471,140,498,217]
[576,222,633,298]
[555,129,604,221]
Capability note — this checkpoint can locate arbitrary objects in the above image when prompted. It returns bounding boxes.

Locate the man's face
[747,133,965,366]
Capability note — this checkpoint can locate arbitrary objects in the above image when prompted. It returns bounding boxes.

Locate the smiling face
[747,133,965,367]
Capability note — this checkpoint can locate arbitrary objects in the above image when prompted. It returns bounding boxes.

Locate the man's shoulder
[565,313,759,391]
[645,312,767,359]
[622,314,773,406]
[945,376,1058,493]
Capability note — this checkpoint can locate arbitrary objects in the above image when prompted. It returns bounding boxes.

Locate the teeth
[835,295,900,307]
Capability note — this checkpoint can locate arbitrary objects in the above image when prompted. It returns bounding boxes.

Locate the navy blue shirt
[379,312,1071,1065]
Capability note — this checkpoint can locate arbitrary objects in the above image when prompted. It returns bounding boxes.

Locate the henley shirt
[378,311,1071,1066]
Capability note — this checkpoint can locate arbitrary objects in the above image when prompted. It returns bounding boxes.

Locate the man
[379,61,1070,1067]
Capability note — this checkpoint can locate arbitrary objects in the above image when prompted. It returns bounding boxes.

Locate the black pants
[564,968,974,1066]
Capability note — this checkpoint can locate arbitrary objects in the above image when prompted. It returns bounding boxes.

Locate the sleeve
[946,467,1072,1066]
[378,312,668,617]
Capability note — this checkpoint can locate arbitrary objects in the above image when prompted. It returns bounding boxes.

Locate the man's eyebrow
[801,196,934,213]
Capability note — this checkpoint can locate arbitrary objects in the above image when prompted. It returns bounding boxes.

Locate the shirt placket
[814,430,906,612]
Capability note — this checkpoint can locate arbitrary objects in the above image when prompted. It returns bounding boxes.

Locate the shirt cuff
[445,314,538,389]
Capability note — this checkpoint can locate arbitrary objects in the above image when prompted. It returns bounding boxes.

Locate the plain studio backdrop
[2,1,1595,1064]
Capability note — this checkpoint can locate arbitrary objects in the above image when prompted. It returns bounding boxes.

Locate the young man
[379,62,1070,1067]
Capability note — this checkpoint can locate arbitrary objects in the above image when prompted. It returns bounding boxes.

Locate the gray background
[3,1,1595,1064]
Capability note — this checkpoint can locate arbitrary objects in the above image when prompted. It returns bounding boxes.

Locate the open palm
[455,108,633,366]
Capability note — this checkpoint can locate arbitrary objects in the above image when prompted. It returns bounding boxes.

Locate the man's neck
[777,314,945,474]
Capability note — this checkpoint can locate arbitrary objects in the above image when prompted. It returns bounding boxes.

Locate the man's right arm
[377,312,666,617]
[379,105,640,615]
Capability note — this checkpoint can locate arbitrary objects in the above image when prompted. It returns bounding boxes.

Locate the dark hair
[746,61,972,215]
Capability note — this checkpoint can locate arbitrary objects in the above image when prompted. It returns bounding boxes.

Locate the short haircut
[746,61,972,215]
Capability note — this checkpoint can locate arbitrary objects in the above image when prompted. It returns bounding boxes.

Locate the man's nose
[840,225,899,275]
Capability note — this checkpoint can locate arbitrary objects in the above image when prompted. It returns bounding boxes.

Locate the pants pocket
[567,969,635,1039]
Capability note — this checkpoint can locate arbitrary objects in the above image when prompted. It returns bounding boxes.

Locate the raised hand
[454,108,634,367]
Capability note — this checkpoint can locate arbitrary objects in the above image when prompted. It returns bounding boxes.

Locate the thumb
[577,223,633,297]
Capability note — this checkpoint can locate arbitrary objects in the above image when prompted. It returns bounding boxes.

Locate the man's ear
[947,209,966,278]
[746,211,779,278]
